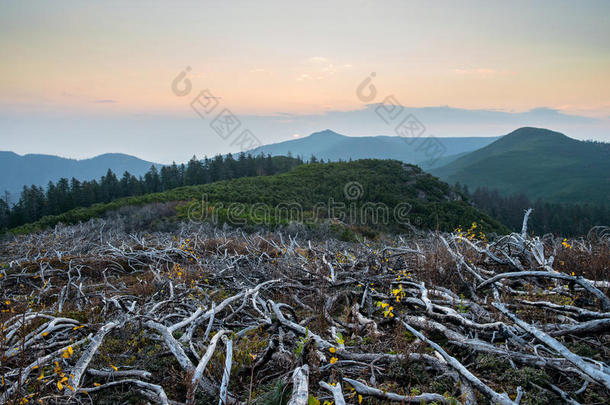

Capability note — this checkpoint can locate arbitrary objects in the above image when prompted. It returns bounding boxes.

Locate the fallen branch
[493,302,610,390]
[218,337,234,405]
[343,377,448,404]
[319,381,346,405]
[479,272,610,311]
[69,320,120,390]
[188,330,227,404]
[287,365,309,405]
[77,379,169,405]
[401,320,516,405]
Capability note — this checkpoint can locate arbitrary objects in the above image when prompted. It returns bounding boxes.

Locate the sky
[1,0,609,163]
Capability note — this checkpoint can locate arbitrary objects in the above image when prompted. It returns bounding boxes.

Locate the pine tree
[0,198,9,230]
[144,166,161,193]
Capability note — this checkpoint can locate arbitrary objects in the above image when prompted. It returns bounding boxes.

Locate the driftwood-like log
[69,320,120,390]
[401,321,517,405]
[188,330,227,403]
[344,377,448,403]
[493,302,610,390]
[287,365,310,405]
[319,381,346,405]
[77,379,170,405]
[479,271,610,311]
[218,337,234,405]
[548,318,610,337]
[87,368,152,379]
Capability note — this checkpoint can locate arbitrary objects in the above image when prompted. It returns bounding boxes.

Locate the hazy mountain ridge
[247,129,499,167]
[431,127,610,204]
[3,127,608,208]
[0,130,498,201]
[0,151,158,202]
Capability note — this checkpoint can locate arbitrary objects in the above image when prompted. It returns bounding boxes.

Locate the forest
[467,186,610,237]
[0,153,303,229]
[0,156,608,237]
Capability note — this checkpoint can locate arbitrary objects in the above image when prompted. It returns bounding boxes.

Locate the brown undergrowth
[1,217,609,404]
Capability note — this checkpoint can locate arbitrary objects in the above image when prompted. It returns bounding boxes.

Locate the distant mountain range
[0,131,497,203]
[2,127,608,206]
[247,129,498,169]
[431,127,610,204]
[0,152,157,203]
[249,128,609,205]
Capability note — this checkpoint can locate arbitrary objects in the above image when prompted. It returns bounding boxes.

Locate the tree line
[465,185,610,237]
[0,153,304,229]
[1,154,607,236]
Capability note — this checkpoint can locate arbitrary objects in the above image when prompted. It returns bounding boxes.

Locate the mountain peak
[493,127,572,149]
[85,153,146,162]
[308,129,345,138]
[432,126,609,204]
[504,127,568,140]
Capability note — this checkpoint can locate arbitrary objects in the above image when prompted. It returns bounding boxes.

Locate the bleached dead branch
[1,211,608,403]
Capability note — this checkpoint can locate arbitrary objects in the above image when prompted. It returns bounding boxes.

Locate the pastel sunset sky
[1,0,609,162]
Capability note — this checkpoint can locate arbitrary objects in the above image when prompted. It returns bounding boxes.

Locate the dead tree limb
[319,381,346,405]
[343,377,448,404]
[493,302,610,390]
[287,364,310,405]
[69,320,120,390]
[401,321,517,405]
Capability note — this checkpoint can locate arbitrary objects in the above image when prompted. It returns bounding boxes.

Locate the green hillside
[10,160,508,235]
[432,127,610,204]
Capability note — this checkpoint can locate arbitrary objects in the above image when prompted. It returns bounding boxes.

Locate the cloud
[296,74,311,81]
[307,56,328,64]
[93,99,117,103]
[297,57,353,81]
[554,103,610,118]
